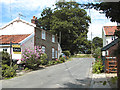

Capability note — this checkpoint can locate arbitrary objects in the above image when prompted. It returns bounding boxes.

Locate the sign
[12,45,21,54]
[12,45,21,48]
[102,51,106,56]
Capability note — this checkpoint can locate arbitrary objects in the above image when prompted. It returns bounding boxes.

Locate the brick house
[0,16,62,60]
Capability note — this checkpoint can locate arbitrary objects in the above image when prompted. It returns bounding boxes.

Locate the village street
[1,58,94,88]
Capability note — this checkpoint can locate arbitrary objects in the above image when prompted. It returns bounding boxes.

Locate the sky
[0,0,117,40]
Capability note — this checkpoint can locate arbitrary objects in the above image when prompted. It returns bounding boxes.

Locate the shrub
[59,57,65,62]
[21,46,47,70]
[40,53,48,65]
[1,51,10,66]
[92,47,101,60]
[2,64,18,78]
[92,60,104,74]
[62,50,71,57]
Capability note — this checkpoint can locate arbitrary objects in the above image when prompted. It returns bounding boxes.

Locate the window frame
[42,30,46,40]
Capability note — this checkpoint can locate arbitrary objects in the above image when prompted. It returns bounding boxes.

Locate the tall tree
[38,1,91,54]
[92,37,103,49]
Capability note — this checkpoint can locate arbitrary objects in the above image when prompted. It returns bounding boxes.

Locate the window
[52,48,55,59]
[42,46,45,53]
[52,35,55,43]
[42,30,46,40]
[55,50,58,58]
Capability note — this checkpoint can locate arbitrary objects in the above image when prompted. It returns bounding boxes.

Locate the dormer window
[52,35,55,43]
[42,30,46,40]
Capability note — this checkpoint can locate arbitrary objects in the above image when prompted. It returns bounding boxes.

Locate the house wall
[0,20,34,35]
[102,28,106,47]
[107,43,118,56]
[35,28,58,60]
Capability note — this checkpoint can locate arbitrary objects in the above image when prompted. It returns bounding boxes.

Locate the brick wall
[108,43,118,56]
[34,27,58,60]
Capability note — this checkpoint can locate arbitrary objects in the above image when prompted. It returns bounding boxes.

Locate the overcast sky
[0,0,117,40]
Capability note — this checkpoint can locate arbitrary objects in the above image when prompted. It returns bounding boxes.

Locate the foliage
[40,53,48,65]
[92,47,101,60]
[92,37,103,49]
[62,50,71,57]
[59,57,65,62]
[21,46,45,70]
[92,60,104,74]
[38,1,91,54]
[2,64,18,78]
[110,76,118,84]
[1,51,10,66]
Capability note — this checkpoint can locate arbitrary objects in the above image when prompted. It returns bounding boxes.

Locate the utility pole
[10,41,12,67]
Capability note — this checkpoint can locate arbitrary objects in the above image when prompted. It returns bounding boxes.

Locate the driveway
[1,58,94,88]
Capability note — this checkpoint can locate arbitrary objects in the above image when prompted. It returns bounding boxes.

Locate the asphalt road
[1,58,94,88]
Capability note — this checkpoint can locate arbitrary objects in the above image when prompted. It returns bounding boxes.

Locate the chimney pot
[33,16,35,19]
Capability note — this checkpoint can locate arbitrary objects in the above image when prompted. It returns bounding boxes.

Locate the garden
[0,46,71,80]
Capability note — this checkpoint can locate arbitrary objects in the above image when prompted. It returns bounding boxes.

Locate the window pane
[55,50,57,58]
[52,48,55,58]
[42,46,45,53]
[42,30,46,39]
[52,35,55,42]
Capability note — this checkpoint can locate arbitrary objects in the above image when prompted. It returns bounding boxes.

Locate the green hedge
[62,50,71,57]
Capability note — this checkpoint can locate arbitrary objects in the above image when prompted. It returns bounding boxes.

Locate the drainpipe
[10,41,12,67]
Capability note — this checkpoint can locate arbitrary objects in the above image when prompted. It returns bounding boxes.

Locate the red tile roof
[103,26,119,35]
[0,34,31,44]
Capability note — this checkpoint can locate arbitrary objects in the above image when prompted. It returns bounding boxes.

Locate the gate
[105,56,117,73]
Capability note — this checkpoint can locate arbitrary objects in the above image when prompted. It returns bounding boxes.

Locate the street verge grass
[71,54,92,58]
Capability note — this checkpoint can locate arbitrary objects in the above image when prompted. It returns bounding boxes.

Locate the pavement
[90,73,112,88]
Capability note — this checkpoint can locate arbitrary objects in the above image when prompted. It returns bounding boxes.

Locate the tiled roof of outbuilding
[0,34,30,44]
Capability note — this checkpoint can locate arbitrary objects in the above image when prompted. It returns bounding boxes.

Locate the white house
[102,26,118,47]
[0,33,34,60]
[0,16,62,60]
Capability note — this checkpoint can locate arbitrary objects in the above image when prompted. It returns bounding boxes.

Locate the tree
[92,37,103,49]
[38,1,91,55]
[79,2,120,88]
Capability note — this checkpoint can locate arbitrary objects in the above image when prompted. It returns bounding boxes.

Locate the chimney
[31,16,38,24]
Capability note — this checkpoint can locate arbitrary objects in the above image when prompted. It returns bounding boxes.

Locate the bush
[92,47,101,60]
[40,53,48,65]
[92,60,104,74]
[1,51,10,66]
[62,50,71,57]
[2,64,18,78]
[21,46,44,70]
[59,57,65,62]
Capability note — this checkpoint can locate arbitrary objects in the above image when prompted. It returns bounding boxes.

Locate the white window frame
[42,46,45,53]
[42,30,46,40]
[52,35,55,43]
[55,50,58,58]
[52,48,55,59]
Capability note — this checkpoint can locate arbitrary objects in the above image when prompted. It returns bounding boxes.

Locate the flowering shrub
[59,57,65,62]
[92,60,104,74]
[21,46,46,70]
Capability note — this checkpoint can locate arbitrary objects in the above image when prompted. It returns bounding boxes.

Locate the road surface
[1,58,94,88]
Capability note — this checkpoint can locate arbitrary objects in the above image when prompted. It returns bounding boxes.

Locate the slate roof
[101,38,119,51]
[0,34,31,44]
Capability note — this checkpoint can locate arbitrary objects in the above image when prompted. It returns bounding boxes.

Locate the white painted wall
[0,19,35,35]
[58,43,62,58]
